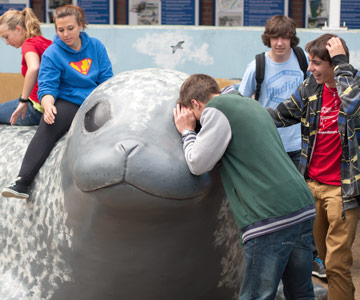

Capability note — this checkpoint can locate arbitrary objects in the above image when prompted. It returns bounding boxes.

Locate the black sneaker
[1,177,30,199]
[312,257,327,279]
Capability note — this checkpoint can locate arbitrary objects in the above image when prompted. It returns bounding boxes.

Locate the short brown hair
[177,74,221,107]
[261,15,299,48]
[305,33,349,64]
[53,5,87,30]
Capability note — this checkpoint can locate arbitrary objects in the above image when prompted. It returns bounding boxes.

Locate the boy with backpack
[239,14,326,279]
[240,15,306,166]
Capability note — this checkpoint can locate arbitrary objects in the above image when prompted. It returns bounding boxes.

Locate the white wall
[1,25,360,79]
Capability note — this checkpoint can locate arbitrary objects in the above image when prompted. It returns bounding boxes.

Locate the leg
[239,224,312,300]
[323,185,360,300]
[0,98,42,126]
[282,219,314,299]
[307,180,328,261]
[311,237,318,260]
[307,181,327,279]
[239,235,283,300]
[287,149,301,169]
[18,99,79,185]
[290,159,325,279]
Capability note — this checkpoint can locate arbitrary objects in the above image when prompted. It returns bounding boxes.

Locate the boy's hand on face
[173,104,196,134]
[326,37,346,58]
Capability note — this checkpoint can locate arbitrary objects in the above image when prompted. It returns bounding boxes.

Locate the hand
[42,96,57,124]
[10,102,28,125]
[326,37,346,58]
[173,104,196,134]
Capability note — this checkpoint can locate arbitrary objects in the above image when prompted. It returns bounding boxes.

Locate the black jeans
[19,99,79,186]
[287,149,301,169]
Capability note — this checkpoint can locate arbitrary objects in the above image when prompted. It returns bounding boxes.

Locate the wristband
[19,96,29,103]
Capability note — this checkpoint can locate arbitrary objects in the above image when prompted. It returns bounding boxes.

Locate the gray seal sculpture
[0,68,327,300]
[0,68,243,300]
[56,68,242,300]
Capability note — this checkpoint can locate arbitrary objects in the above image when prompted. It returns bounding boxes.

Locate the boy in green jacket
[173,74,315,299]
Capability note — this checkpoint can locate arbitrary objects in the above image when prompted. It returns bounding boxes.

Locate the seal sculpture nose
[118,140,139,158]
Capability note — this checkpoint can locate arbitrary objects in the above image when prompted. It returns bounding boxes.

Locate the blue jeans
[0,98,42,125]
[239,219,314,300]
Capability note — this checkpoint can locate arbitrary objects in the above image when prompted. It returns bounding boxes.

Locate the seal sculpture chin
[58,68,243,300]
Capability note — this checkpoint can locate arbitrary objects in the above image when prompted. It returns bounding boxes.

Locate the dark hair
[0,8,42,38]
[305,33,349,63]
[261,15,299,48]
[177,74,221,107]
[53,5,87,30]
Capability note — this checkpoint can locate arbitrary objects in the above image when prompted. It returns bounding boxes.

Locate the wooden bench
[0,73,240,103]
[0,73,24,103]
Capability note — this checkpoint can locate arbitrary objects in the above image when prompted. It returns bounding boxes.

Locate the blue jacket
[38,32,113,105]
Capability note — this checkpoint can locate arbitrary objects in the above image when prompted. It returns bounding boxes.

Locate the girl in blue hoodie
[2,4,113,199]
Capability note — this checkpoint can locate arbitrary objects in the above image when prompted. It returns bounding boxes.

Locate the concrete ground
[312,221,360,299]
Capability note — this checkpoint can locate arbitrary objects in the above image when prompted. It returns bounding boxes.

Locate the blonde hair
[53,5,87,30]
[0,8,42,39]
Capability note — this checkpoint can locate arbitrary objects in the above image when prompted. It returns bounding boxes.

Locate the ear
[190,99,199,109]
[15,25,24,34]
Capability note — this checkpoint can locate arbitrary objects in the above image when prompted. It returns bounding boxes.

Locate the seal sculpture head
[58,68,243,300]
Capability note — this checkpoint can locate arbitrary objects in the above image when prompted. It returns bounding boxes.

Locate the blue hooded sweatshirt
[38,32,113,105]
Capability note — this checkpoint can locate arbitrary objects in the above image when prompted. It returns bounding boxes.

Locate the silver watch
[181,129,193,137]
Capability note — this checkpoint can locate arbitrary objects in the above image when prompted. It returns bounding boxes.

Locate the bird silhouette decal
[171,41,184,54]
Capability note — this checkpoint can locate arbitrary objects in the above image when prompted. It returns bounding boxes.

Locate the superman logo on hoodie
[69,58,92,75]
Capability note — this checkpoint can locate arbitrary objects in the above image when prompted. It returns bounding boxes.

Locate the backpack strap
[254,47,308,100]
[255,52,265,101]
[292,46,308,80]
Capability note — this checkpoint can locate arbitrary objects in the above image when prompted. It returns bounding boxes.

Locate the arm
[96,42,113,85]
[37,53,60,124]
[239,60,256,97]
[266,86,303,128]
[10,51,40,125]
[37,54,61,102]
[173,104,232,175]
[327,37,360,117]
[41,95,57,125]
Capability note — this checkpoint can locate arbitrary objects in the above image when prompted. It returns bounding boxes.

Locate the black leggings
[19,99,79,186]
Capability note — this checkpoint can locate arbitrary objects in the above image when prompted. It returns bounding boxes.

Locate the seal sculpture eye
[84,100,111,132]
